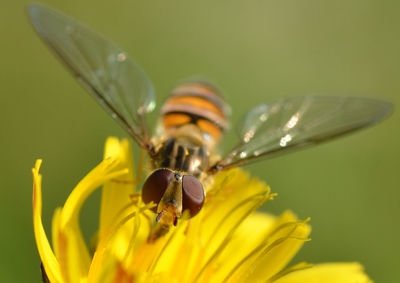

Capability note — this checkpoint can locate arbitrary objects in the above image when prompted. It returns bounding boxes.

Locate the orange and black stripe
[161,82,229,142]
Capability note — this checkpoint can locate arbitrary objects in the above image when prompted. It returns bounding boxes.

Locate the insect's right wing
[208,96,392,173]
[28,4,155,151]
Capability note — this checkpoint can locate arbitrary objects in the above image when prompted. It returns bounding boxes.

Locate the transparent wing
[209,96,392,173]
[28,4,155,151]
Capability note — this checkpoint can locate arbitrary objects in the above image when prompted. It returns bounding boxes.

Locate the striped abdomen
[161,82,230,144]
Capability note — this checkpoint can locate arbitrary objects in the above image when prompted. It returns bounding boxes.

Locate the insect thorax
[153,135,209,178]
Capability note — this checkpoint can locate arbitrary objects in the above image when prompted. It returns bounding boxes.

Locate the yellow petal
[273,262,372,283]
[200,169,272,261]
[212,212,277,283]
[238,211,311,282]
[60,157,126,229]
[87,250,121,283]
[51,208,72,282]
[99,138,136,242]
[56,156,128,281]
[88,202,154,282]
[97,138,152,265]
[32,159,63,283]
[269,261,313,282]
[153,169,273,283]
[52,207,90,283]
[51,208,62,261]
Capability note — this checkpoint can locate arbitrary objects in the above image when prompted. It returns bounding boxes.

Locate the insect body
[143,82,229,225]
[157,82,230,176]
[28,4,393,227]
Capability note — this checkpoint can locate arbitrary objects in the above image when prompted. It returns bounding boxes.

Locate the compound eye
[142,169,174,212]
[182,175,205,217]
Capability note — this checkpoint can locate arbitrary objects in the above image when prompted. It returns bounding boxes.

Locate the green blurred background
[1,0,399,282]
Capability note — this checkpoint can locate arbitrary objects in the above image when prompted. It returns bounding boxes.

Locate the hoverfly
[28,4,392,228]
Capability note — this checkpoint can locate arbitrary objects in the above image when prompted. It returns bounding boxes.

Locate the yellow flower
[32,137,372,283]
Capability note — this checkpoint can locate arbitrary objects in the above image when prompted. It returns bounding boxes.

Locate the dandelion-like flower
[33,137,372,283]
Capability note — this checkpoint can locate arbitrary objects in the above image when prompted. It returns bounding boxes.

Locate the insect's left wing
[208,96,392,173]
[28,4,155,151]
